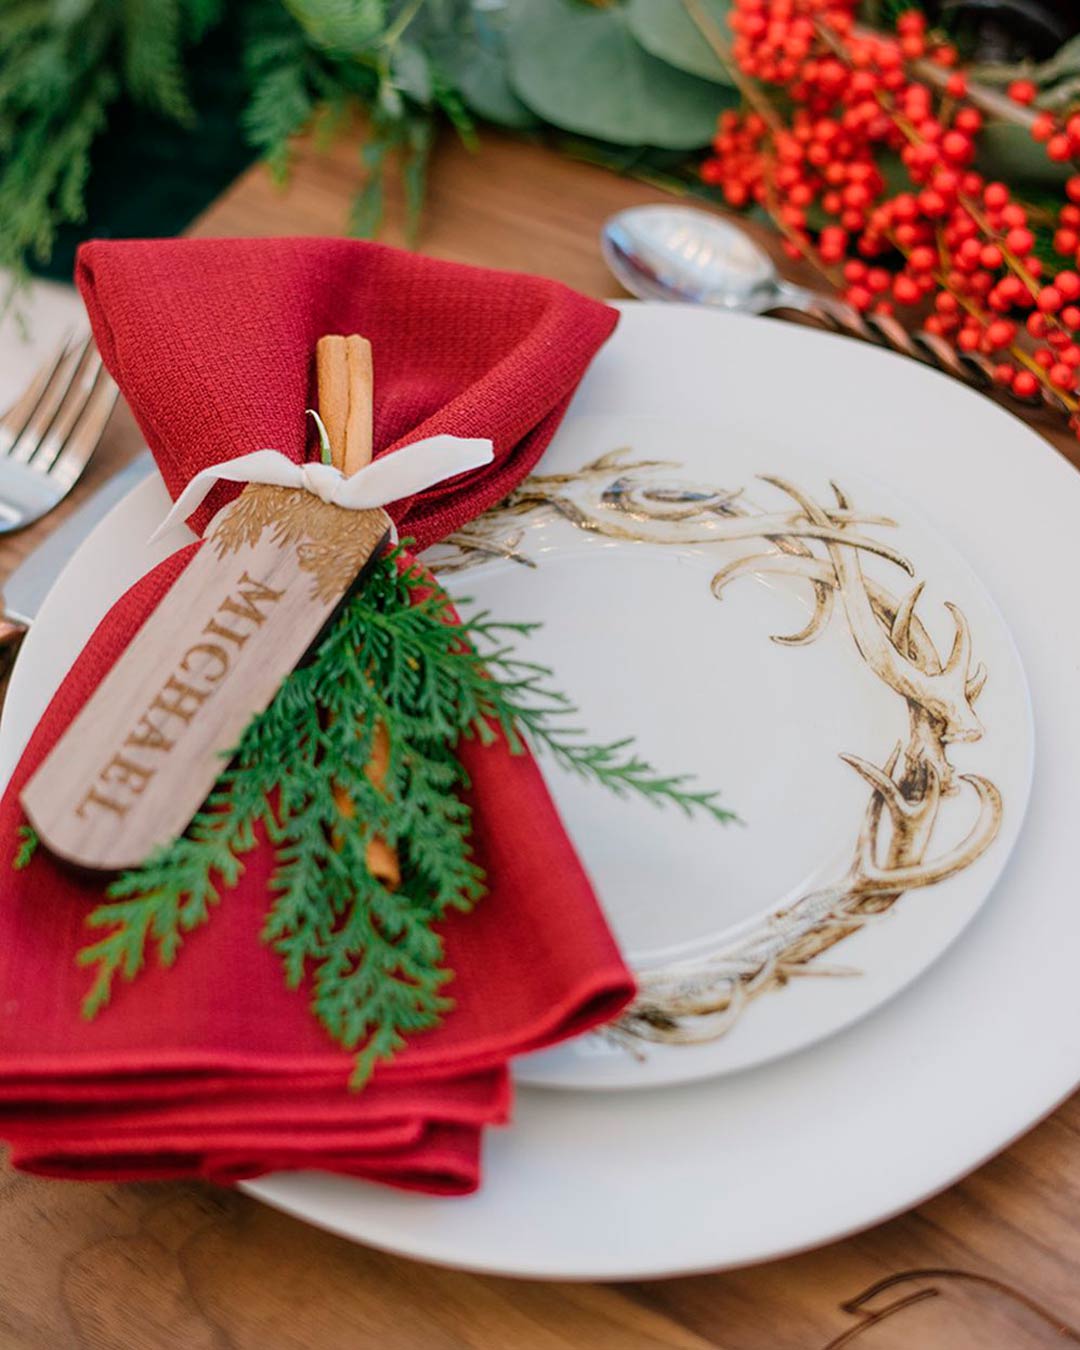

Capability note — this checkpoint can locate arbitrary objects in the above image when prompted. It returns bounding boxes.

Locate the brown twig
[912,55,1040,130]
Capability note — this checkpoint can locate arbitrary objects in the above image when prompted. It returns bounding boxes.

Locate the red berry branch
[691,0,1080,436]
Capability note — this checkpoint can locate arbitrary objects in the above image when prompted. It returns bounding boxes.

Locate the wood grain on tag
[22,485,390,870]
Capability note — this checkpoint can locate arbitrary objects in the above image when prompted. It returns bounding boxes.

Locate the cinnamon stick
[315,336,350,462]
[316,333,400,890]
[343,335,374,474]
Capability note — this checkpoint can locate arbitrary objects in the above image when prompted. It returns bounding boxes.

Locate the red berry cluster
[700,0,1080,432]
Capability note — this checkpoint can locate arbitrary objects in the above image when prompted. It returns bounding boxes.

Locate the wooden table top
[2,128,1079,1350]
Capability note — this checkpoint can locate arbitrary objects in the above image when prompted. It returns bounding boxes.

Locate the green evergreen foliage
[68,548,731,1084]
[0,0,217,278]
[0,0,747,281]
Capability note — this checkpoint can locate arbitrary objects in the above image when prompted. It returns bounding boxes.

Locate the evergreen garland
[57,547,731,1085]
[0,0,491,281]
[2,1,1076,286]
[0,0,736,286]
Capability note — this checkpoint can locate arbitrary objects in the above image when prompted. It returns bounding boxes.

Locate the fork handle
[0,617,28,705]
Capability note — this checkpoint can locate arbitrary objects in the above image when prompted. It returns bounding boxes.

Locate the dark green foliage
[244,10,323,183]
[0,0,217,279]
[72,548,730,1084]
[0,0,750,279]
[241,0,472,241]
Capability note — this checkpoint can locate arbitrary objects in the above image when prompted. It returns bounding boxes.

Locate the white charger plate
[2,303,1076,1279]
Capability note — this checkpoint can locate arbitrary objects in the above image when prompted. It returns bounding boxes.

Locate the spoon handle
[764,280,1069,417]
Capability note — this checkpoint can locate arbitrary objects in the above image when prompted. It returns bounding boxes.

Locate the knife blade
[2,451,155,627]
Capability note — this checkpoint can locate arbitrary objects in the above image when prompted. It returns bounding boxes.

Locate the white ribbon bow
[150,433,495,543]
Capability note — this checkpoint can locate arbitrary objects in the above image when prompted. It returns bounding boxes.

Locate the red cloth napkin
[0,237,633,1193]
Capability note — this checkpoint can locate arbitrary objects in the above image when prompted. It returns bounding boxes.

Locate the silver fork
[0,332,119,533]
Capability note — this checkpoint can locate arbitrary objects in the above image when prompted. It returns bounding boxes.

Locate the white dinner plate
[2,303,1076,1279]
[433,413,1032,1089]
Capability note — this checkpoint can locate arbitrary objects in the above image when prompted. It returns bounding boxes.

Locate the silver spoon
[599,203,1037,404]
[602,203,842,320]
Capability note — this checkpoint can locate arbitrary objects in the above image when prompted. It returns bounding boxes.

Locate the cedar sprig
[458,613,736,823]
[69,545,730,1085]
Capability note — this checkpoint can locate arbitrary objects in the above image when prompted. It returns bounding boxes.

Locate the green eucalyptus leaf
[448,54,537,128]
[624,0,735,86]
[430,11,536,128]
[282,0,387,53]
[978,121,1070,187]
[376,73,404,120]
[391,40,432,104]
[506,0,731,149]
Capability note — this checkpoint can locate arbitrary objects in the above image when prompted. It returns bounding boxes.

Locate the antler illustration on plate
[432,452,1003,1048]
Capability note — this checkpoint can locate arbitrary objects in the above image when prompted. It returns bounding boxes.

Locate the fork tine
[45,364,120,492]
[7,333,95,466]
[33,347,104,473]
[0,333,74,457]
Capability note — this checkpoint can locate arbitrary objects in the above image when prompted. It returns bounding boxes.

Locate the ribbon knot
[296,460,352,505]
[150,434,495,543]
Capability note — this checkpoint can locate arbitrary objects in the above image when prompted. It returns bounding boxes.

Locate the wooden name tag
[22,483,390,870]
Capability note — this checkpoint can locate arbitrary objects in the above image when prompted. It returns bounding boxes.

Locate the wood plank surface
[1,125,1078,1349]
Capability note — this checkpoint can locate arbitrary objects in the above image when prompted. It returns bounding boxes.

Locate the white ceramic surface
[1,303,1075,1280]
[432,412,1032,1089]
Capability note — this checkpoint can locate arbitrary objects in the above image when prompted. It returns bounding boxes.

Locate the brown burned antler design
[432,453,1003,1047]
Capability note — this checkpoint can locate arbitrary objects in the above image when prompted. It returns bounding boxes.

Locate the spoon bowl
[601,204,815,314]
